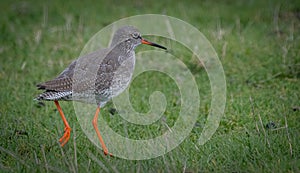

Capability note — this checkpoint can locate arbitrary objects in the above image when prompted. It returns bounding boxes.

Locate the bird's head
[110,25,167,50]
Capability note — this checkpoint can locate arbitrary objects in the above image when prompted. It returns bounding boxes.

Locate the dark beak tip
[141,39,167,50]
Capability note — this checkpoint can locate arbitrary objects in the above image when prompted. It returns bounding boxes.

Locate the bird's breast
[109,52,136,96]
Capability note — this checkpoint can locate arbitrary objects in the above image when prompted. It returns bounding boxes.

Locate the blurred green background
[0,0,299,172]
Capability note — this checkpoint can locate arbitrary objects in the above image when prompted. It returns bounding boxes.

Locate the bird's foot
[59,126,71,147]
[103,149,113,157]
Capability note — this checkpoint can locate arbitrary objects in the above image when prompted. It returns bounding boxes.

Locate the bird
[35,25,167,156]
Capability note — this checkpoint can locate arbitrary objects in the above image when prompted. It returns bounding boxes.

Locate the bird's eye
[131,33,140,39]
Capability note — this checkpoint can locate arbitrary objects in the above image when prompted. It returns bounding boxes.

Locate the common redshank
[35,26,167,156]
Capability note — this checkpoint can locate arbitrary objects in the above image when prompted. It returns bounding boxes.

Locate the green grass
[1,0,300,172]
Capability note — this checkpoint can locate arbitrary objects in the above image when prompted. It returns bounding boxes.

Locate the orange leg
[54,101,71,147]
[92,107,112,156]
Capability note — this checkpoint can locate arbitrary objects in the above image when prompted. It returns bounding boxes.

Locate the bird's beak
[141,38,167,50]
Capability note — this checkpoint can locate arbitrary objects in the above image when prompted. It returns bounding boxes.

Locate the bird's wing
[36,49,111,92]
[36,77,73,91]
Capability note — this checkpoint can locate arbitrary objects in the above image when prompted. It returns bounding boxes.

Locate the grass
[1,0,300,172]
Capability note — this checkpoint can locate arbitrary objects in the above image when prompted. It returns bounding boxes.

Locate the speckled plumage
[36,26,146,106]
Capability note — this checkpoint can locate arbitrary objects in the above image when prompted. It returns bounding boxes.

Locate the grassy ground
[1,0,300,172]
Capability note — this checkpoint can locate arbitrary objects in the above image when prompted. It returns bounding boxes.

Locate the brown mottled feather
[37,77,73,91]
[36,49,105,93]
[35,45,134,102]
